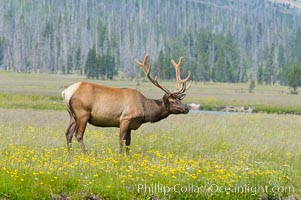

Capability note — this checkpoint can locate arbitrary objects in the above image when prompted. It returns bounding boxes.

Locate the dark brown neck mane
[143,98,170,123]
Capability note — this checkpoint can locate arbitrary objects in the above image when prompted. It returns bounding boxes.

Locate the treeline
[1,0,301,84]
[151,31,242,82]
[141,28,301,84]
[84,46,116,80]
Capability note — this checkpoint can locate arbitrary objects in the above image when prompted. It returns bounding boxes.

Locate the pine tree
[264,43,276,84]
[85,46,98,79]
[213,46,226,82]
[257,65,264,84]
[224,32,239,82]
[103,52,116,80]
[288,64,301,94]
[156,50,166,79]
[291,28,301,63]
[277,44,286,84]
[75,47,82,75]
[197,53,210,81]
[195,31,210,81]
[0,37,4,67]
[67,53,73,74]
[96,55,103,80]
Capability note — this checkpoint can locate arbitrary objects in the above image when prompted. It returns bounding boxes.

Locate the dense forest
[1,0,301,84]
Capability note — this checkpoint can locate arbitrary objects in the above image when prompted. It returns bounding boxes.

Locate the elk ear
[177,93,186,100]
[171,93,186,100]
[163,93,170,103]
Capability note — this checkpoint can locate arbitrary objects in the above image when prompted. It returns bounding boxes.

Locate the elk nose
[184,105,190,114]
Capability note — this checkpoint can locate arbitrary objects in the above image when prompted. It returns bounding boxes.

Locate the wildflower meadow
[0,108,300,199]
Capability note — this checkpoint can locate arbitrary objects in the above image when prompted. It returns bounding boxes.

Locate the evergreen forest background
[1,0,301,84]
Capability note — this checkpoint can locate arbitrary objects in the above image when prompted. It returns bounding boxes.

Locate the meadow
[0,72,300,199]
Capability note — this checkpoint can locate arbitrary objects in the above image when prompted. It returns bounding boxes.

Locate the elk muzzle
[184,104,190,114]
[170,101,190,114]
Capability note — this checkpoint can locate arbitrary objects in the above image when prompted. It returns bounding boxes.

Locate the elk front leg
[119,121,131,156]
[125,131,131,156]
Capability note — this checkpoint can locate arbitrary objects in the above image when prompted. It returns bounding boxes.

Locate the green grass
[192,96,301,114]
[0,109,300,199]
[0,93,64,110]
[1,72,301,114]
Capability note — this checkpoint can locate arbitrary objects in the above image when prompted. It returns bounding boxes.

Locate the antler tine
[171,56,192,92]
[171,57,182,89]
[134,55,149,74]
[134,55,170,94]
[186,79,193,90]
[174,80,192,94]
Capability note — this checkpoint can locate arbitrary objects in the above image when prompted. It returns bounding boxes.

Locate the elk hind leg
[65,121,76,151]
[75,116,89,154]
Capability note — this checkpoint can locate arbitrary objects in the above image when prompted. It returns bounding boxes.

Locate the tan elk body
[62,55,192,156]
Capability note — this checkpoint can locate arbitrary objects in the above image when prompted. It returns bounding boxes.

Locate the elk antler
[134,55,170,94]
[171,57,192,93]
[135,55,192,97]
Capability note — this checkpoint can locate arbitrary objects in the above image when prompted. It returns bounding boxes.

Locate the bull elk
[62,55,192,156]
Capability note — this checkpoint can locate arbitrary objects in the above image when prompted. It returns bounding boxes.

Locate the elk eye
[169,99,176,103]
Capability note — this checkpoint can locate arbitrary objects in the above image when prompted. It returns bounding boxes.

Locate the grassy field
[0,72,300,199]
[1,71,301,114]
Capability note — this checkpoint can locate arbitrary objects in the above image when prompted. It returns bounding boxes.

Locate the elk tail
[61,82,82,120]
[61,89,76,120]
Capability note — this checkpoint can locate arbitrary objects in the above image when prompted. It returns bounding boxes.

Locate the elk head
[134,55,192,114]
